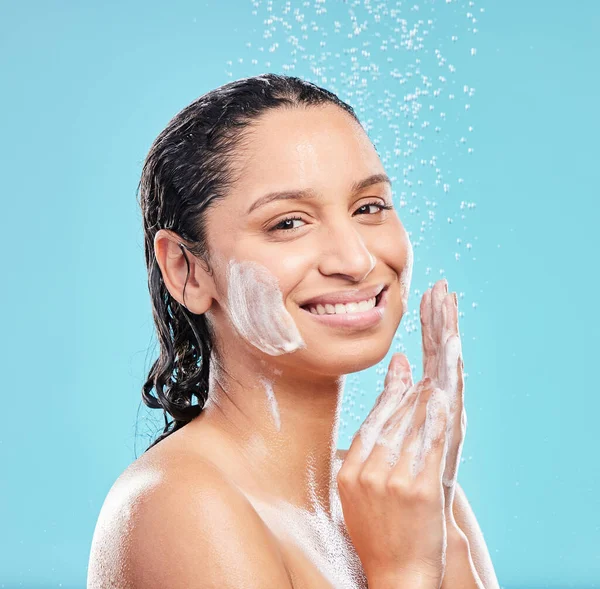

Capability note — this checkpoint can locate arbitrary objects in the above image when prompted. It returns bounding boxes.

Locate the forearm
[440,527,485,589]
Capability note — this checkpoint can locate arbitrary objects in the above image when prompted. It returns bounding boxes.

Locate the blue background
[1,0,598,587]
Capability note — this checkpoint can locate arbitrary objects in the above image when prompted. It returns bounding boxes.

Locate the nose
[317,221,376,283]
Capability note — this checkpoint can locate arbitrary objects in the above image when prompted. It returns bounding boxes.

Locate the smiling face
[202,104,413,377]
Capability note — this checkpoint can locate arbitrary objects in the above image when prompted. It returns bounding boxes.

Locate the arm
[441,523,485,589]
[441,482,500,589]
[87,459,293,589]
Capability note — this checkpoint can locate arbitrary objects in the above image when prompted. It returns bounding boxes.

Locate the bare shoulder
[87,451,293,589]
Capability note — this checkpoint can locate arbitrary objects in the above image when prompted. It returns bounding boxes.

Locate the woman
[87,73,499,588]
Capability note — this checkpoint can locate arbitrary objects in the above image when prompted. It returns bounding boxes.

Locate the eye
[268,216,306,233]
[267,200,394,234]
[355,200,395,215]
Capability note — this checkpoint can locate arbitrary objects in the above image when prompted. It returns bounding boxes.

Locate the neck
[191,351,346,518]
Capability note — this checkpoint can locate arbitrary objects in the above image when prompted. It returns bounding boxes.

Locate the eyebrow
[246,173,392,216]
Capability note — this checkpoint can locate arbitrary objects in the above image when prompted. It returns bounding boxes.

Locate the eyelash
[268,201,394,233]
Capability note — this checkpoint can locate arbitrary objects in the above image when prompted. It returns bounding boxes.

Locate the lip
[299,283,386,308]
[299,285,389,330]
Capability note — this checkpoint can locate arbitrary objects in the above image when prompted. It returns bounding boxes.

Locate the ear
[153,229,215,314]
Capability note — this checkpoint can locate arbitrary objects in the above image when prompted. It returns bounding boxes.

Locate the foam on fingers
[414,388,451,478]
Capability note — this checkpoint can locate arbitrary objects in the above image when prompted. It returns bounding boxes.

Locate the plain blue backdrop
[1,0,598,587]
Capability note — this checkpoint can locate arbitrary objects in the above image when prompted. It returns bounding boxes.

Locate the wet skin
[87,105,497,588]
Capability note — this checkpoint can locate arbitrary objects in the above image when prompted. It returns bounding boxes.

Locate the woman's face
[203,104,412,377]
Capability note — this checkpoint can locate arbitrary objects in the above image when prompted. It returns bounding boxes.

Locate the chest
[278,536,367,589]
[247,495,368,589]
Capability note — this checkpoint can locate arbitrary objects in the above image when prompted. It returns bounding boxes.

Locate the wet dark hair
[137,73,361,452]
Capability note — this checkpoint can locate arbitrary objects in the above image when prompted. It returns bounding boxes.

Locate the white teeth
[357,299,371,312]
[307,296,376,315]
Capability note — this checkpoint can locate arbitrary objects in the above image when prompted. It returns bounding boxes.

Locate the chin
[296,329,396,378]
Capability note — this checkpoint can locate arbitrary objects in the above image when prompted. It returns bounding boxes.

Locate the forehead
[233,105,384,196]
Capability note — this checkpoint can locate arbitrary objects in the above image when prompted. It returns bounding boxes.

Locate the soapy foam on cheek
[226,259,306,356]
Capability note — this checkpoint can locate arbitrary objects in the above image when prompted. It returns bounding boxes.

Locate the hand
[337,353,452,587]
[418,280,482,589]
[420,279,467,521]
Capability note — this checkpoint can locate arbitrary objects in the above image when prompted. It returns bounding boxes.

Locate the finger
[438,293,463,407]
[370,354,413,425]
[441,294,464,418]
[431,279,448,346]
[339,423,367,481]
[367,379,436,475]
[418,388,451,486]
[447,291,460,338]
[420,288,436,379]
[439,293,460,386]
[442,350,466,488]
[352,364,417,465]
[401,384,444,480]
[389,384,445,481]
[436,291,466,489]
[361,354,409,429]
[377,380,423,444]
[384,352,413,393]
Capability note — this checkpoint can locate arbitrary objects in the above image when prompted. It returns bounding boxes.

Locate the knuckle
[420,377,433,389]
[386,474,414,499]
[412,479,438,504]
[419,379,436,397]
[358,469,383,491]
[421,387,436,405]
[336,467,356,488]
[386,477,436,505]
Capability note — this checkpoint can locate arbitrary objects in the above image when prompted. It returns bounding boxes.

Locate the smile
[299,286,389,330]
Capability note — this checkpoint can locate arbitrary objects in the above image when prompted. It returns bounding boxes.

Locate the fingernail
[443,279,448,293]
[453,292,458,307]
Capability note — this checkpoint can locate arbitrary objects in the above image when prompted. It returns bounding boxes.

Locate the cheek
[266,249,314,298]
[224,257,307,356]
[376,221,412,279]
